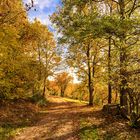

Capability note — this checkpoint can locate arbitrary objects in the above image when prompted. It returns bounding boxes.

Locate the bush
[29,93,47,106]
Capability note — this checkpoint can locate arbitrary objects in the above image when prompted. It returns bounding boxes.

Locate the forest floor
[0,96,140,140]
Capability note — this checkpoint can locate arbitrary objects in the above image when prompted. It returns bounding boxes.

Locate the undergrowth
[29,93,48,106]
[0,125,22,140]
[79,119,99,140]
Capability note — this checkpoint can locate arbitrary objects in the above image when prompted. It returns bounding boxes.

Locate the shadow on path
[14,96,140,140]
[13,96,100,140]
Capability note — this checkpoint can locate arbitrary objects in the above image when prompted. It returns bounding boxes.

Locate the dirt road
[14,96,95,140]
[14,96,140,140]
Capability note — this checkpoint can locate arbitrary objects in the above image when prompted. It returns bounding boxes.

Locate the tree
[55,72,73,97]
[51,0,104,105]
[0,0,30,98]
[22,19,60,97]
[0,0,59,100]
[51,0,140,114]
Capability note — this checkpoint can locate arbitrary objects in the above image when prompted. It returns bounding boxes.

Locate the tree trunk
[32,83,35,95]
[42,76,47,97]
[89,84,94,106]
[115,89,118,103]
[136,98,139,115]
[60,88,64,97]
[108,36,112,104]
[120,46,128,107]
[87,45,94,106]
[38,45,42,81]
[119,0,128,107]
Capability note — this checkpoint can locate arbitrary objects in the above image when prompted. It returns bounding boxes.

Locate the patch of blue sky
[23,0,62,27]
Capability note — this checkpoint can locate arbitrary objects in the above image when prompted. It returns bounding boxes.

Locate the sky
[23,0,62,30]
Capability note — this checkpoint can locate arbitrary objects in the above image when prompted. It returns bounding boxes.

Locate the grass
[79,119,117,140]
[63,97,88,104]
[79,125,99,140]
[0,112,42,140]
[0,117,38,140]
[0,99,40,140]
[0,127,15,140]
[0,125,23,140]
[78,118,137,140]
[79,119,99,140]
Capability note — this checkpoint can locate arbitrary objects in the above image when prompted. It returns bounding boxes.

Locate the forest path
[14,96,140,140]
[14,96,101,140]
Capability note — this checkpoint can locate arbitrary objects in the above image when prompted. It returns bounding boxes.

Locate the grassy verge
[0,117,37,140]
[29,93,48,107]
[78,119,118,140]
[79,119,99,140]
[0,125,23,140]
[0,99,40,139]
[63,97,88,104]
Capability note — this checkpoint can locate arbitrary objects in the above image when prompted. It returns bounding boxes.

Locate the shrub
[29,93,47,106]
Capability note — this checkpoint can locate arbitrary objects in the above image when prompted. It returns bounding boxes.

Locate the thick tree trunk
[120,45,128,107]
[119,0,128,107]
[119,47,128,107]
